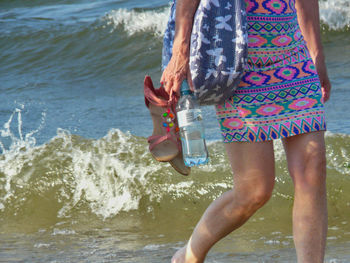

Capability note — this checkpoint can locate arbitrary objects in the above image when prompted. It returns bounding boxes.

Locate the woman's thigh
[224,140,275,192]
[282,131,326,185]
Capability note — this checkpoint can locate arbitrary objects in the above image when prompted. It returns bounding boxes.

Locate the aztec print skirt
[216,0,326,142]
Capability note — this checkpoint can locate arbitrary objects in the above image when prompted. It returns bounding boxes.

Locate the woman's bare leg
[171,140,275,263]
[283,131,327,263]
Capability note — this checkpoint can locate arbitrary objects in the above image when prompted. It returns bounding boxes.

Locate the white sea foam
[52,228,76,236]
[264,239,281,245]
[1,105,220,220]
[34,243,51,248]
[54,128,162,219]
[0,106,46,202]
[320,0,350,30]
[104,7,170,36]
[143,244,164,250]
[103,1,349,39]
[0,106,163,219]
[1,104,349,222]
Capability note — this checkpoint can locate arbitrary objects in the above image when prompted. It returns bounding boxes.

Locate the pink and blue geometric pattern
[245,0,259,13]
[243,72,271,86]
[262,0,288,14]
[215,0,326,142]
[256,104,284,116]
[249,35,268,47]
[302,60,318,75]
[271,35,293,46]
[274,66,300,81]
[288,97,317,110]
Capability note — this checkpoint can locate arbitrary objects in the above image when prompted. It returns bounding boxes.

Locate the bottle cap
[180,80,191,95]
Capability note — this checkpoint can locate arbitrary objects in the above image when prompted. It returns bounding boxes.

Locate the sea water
[0,0,350,262]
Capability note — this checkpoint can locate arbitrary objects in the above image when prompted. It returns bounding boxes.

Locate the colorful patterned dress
[216,0,326,142]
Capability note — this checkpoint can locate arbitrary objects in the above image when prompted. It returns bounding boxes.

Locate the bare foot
[171,244,204,263]
[171,246,187,263]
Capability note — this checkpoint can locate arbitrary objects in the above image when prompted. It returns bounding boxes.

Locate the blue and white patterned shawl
[162,0,248,106]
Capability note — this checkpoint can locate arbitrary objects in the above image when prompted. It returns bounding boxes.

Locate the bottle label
[177,109,202,128]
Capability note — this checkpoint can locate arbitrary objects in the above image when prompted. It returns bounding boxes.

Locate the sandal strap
[144,87,169,107]
[144,76,182,155]
[148,133,181,152]
[148,133,172,151]
[144,76,178,109]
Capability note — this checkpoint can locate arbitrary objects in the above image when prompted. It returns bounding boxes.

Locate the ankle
[171,244,205,263]
[184,241,208,263]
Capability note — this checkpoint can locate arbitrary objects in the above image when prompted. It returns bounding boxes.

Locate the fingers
[162,74,192,96]
[160,68,188,96]
[322,78,331,103]
[163,74,183,97]
[173,75,183,96]
[160,52,191,96]
[160,68,174,94]
[314,58,331,103]
[166,78,174,94]
[320,73,331,103]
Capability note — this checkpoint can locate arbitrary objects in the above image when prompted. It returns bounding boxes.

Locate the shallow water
[1,0,350,261]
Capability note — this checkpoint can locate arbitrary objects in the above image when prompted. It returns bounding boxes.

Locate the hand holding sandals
[160,43,193,97]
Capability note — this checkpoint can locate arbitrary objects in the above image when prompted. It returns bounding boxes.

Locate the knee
[292,150,327,191]
[246,184,274,210]
[227,182,274,217]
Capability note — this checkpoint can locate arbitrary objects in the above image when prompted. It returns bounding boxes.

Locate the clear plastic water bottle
[176,80,209,167]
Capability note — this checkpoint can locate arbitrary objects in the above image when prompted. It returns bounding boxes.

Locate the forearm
[161,0,201,93]
[295,0,324,62]
[173,0,200,54]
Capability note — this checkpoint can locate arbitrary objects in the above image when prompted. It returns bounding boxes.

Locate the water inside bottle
[181,128,209,167]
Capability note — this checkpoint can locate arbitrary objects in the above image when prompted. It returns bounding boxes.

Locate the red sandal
[144,75,190,176]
